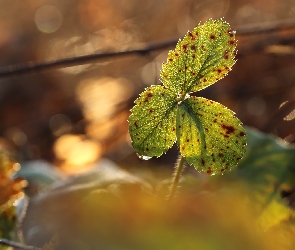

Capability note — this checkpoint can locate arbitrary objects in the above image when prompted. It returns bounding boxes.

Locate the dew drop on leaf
[136,153,153,161]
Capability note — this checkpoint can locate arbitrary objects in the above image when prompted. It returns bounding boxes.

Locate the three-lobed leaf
[128,19,246,174]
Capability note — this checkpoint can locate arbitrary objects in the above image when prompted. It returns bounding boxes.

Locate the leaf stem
[167,155,186,202]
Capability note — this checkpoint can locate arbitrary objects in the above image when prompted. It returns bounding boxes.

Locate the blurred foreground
[0,128,292,249]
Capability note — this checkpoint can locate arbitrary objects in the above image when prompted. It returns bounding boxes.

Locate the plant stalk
[167,155,186,202]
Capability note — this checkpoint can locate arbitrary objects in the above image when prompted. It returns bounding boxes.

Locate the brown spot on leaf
[191,44,196,50]
[228,40,235,46]
[188,32,195,40]
[146,148,149,151]
[221,124,236,135]
[182,146,185,150]
[175,52,179,56]
[172,127,176,131]
[210,34,216,40]
[216,68,222,74]
[206,168,213,174]
[186,139,189,142]
[239,132,246,137]
[168,58,173,62]
[201,158,205,166]
[218,153,224,158]
[182,44,188,52]
[223,50,229,59]
[148,109,153,113]
[147,93,153,98]
[135,122,138,128]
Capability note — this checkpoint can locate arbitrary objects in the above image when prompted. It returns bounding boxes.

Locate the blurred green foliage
[15,127,295,249]
[0,152,25,249]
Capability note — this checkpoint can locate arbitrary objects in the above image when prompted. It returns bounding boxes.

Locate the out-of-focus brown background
[1,0,295,174]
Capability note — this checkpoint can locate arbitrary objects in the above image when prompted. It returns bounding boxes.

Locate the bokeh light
[34,5,63,33]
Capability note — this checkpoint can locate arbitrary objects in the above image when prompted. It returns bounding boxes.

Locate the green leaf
[160,19,236,96]
[129,19,245,174]
[234,127,295,228]
[129,85,177,157]
[177,97,246,174]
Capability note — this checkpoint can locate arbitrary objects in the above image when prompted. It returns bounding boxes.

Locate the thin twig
[235,18,295,35]
[0,238,41,250]
[0,40,176,78]
[0,18,294,78]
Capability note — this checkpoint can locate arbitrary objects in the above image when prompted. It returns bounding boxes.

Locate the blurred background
[0,0,295,175]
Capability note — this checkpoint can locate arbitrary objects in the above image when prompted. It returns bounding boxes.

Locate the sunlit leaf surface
[129,85,177,157]
[160,19,236,95]
[129,19,245,174]
[177,97,246,174]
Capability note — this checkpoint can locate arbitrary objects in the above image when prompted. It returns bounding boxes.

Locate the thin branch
[0,40,176,78]
[0,238,41,250]
[0,18,295,78]
[235,18,295,35]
